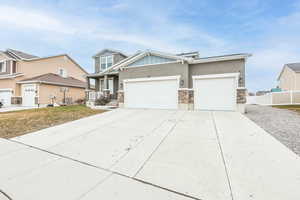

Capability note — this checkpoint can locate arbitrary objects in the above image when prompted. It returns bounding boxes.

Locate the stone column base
[178,89,194,110]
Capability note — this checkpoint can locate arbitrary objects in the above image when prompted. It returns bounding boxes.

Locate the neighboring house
[86,49,251,113]
[0,49,87,107]
[278,63,300,91]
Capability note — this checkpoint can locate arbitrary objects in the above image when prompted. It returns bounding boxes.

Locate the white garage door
[0,90,12,107]
[124,76,179,109]
[193,73,238,111]
[22,84,36,107]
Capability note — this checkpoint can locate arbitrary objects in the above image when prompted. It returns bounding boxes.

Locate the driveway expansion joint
[211,111,234,200]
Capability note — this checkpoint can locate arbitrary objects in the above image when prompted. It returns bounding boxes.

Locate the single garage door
[22,84,36,107]
[0,90,12,107]
[193,73,238,111]
[124,76,179,109]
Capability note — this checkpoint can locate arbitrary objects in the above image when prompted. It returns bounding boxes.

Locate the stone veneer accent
[237,88,247,104]
[11,97,22,105]
[118,91,124,103]
[178,89,194,110]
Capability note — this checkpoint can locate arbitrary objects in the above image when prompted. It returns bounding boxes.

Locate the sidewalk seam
[211,112,234,200]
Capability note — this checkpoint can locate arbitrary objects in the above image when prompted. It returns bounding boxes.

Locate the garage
[193,73,238,111]
[0,89,12,107]
[124,76,179,109]
[22,84,37,107]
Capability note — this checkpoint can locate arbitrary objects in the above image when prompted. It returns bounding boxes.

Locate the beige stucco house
[0,49,87,107]
[87,49,251,113]
[278,63,300,91]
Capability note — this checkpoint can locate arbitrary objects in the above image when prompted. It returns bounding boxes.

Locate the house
[278,63,300,91]
[86,49,251,113]
[0,49,87,107]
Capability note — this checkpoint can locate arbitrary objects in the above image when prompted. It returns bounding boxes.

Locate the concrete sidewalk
[0,109,299,199]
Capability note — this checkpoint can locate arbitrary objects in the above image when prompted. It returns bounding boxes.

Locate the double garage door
[124,76,179,109]
[123,74,238,111]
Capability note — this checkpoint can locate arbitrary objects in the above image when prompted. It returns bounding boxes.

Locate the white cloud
[0,5,74,34]
[0,3,228,54]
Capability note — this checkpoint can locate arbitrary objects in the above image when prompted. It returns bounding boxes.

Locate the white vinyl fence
[247,91,300,105]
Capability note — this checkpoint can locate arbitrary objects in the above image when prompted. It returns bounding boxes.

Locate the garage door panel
[194,76,236,111]
[124,79,178,109]
[0,90,12,107]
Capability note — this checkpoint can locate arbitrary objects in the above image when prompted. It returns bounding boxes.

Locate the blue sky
[1,0,300,92]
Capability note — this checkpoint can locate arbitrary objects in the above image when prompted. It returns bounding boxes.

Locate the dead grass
[273,105,300,113]
[0,105,106,139]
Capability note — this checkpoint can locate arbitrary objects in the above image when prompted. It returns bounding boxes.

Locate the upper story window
[0,61,6,73]
[100,55,113,71]
[58,68,68,78]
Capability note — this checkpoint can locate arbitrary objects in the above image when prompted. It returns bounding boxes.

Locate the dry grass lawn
[273,105,300,114]
[0,105,106,139]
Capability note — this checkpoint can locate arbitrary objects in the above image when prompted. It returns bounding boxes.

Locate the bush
[94,96,110,106]
[75,98,86,105]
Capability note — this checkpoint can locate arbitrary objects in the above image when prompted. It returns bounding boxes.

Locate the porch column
[86,77,90,89]
[104,75,108,90]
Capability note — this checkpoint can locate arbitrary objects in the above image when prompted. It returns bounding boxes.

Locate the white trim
[58,67,68,78]
[123,75,181,83]
[17,80,85,88]
[123,60,181,69]
[0,73,24,79]
[0,88,13,92]
[178,88,194,91]
[100,55,113,71]
[118,50,189,70]
[0,60,6,73]
[190,54,251,64]
[192,73,240,80]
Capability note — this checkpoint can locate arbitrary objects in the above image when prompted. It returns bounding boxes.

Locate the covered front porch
[86,73,119,101]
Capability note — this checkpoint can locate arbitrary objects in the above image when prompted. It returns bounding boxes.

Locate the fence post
[290,91,293,105]
[271,93,273,105]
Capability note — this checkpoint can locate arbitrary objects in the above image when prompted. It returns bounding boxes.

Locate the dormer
[93,49,127,73]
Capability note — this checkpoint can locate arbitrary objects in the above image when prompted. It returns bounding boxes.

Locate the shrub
[94,96,110,106]
[75,98,86,105]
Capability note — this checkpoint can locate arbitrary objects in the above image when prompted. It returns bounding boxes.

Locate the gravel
[245,105,300,156]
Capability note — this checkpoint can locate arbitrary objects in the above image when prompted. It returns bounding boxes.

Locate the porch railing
[88,91,103,101]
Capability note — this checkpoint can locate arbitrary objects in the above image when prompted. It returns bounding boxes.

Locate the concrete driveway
[0,109,300,200]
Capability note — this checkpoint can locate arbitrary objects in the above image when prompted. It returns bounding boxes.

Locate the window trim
[58,68,68,78]
[100,55,113,71]
[0,60,7,73]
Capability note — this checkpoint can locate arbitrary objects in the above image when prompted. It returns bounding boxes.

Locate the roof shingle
[286,63,300,72]
[6,49,39,60]
[19,73,86,88]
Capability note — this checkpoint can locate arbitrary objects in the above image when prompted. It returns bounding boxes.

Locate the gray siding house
[86,49,250,113]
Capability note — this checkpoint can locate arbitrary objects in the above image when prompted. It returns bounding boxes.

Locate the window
[58,68,67,78]
[0,61,6,73]
[100,55,113,71]
[12,61,17,74]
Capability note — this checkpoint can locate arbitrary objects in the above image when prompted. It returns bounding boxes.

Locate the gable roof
[87,50,251,78]
[6,49,39,60]
[18,73,86,88]
[92,48,128,58]
[277,63,300,80]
